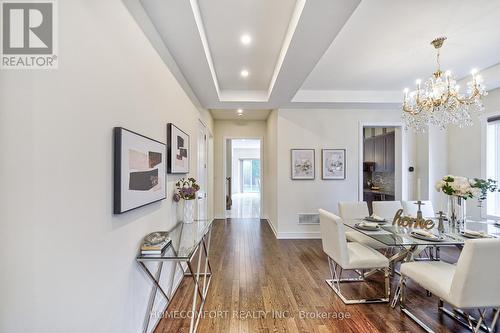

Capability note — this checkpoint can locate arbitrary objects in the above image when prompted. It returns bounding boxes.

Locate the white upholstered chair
[338,201,388,250]
[319,209,390,304]
[393,239,500,332]
[402,200,435,218]
[372,201,402,221]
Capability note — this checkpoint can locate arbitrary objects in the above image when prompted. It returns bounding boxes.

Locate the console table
[136,219,213,333]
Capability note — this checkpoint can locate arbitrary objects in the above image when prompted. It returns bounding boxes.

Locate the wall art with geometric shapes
[167,123,189,174]
[113,127,166,214]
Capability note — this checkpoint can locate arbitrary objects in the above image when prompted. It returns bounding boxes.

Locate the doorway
[225,138,261,218]
[358,123,407,214]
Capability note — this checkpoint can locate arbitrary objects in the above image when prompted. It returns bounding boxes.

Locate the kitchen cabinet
[363,137,375,162]
[385,132,395,172]
[363,132,395,172]
[374,135,385,172]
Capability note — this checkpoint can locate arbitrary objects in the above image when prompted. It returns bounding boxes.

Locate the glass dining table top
[136,219,213,261]
[343,218,500,247]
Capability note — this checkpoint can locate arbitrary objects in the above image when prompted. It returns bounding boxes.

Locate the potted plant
[173,177,200,223]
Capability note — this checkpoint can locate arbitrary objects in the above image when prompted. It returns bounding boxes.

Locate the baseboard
[264,217,278,238]
[276,231,321,239]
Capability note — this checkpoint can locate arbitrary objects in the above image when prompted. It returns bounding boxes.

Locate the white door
[197,121,208,220]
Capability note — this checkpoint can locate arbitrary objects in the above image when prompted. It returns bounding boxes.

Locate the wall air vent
[298,213,320,225]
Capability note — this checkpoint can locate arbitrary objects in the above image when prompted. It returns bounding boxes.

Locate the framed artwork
[322,149,346,180]
[291,149,315,180]
[114,127,166,214]
[167,123,189,174]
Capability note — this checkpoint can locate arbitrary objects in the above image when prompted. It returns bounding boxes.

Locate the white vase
[183,199,195,223]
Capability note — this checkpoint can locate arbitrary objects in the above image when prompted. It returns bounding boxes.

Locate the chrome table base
[138,227,213,333]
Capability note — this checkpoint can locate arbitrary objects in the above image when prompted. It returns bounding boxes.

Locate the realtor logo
[1,0,57,69]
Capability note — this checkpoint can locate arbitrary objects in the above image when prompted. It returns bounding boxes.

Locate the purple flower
[173,193,180,202]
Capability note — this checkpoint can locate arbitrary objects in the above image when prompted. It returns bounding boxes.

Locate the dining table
[342,218,500,273]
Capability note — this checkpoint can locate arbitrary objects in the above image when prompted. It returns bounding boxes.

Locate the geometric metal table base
[138,227,213,333]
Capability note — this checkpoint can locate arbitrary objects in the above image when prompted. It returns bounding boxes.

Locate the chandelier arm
[402,103,423,115]
[455,87,480,104]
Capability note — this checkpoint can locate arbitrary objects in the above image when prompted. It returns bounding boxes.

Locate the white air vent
[298,213,320,225]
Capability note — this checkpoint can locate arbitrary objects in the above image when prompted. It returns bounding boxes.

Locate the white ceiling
[198,0,297,91]
[131,0,500,111]
[232,139,261,149]
[211,109,271,120]
[301,0,500,91]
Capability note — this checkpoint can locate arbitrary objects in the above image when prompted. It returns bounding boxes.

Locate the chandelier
[402,37,487,131]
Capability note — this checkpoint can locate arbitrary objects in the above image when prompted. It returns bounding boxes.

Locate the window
[487,116,500,217]
[240,159,260,193]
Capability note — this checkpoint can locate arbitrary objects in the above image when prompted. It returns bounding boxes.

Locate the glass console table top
[137,219,213,261]
[343,219,500,247]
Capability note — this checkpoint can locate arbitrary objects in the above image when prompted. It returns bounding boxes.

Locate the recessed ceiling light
[240,69,249,78]
[237,108,243,114]
[240,34,251,45]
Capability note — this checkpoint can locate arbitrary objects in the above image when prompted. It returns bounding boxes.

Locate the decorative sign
[392,209,435,230]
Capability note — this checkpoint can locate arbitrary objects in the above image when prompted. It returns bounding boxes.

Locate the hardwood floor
[155,218,498,333]
[226,193,261,218]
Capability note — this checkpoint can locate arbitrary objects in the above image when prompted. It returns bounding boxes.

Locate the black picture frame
[290,149,315,180]
[321,149,346,180]
[167,123,190,174]
[113,127,166,214]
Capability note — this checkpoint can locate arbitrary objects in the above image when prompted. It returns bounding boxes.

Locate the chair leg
[384,267,390,299]
[325,256,389,304]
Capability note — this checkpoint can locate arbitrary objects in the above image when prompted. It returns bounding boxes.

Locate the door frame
[197,119,209,220]
[222,136,264,218]
[358,122,408,202]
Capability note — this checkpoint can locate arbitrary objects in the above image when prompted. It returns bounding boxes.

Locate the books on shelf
[140,231,171,255]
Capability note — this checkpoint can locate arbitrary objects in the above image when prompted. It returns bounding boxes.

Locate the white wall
[275,108,415,238]
[264,110,278,234]
[213,120,266,218]
[448,87,500,219]
[0,1,212,332]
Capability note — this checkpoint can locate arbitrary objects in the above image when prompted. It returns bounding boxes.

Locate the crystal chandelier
[402,37,487,131]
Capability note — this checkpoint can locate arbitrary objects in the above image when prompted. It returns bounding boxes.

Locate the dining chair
[319,209,390,304]
[338,201,388,250]
[392,238,500,332]
[402,200,435,218]
[372,201,402,221]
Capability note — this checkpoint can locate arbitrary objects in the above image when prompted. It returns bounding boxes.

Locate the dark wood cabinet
[385,132,395,172]
[363,132,395,172]
[374,135,385,172]
[363,137,375,162]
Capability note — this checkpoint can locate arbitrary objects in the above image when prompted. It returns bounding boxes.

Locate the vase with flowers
[435,175,499,229]
[173,177,200,223]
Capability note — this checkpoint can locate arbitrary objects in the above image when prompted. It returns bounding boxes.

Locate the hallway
[154,219,470,333]
[225,193,261,218]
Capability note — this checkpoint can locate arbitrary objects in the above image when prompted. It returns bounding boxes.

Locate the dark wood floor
[155,218,497,333]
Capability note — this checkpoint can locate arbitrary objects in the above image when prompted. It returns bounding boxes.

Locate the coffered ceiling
[128,0,500,114]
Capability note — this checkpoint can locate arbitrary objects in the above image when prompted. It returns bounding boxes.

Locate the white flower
[435,180,445,191]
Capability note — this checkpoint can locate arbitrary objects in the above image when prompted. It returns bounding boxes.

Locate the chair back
[402,200,435,218]
[319,209,349,266]
[449,238,500,308]
[338,201,369,219]
[372,201,402,220]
